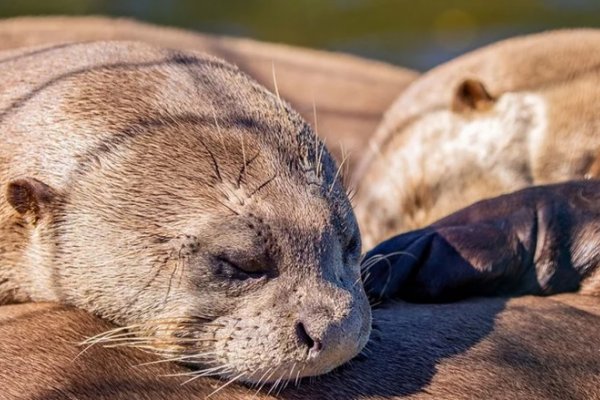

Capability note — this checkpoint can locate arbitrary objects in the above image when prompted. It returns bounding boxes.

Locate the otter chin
[0,41,371,383]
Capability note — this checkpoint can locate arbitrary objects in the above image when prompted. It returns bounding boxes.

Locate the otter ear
[451,78,496,113]
[585,154,600,179]
[6,178,57,222]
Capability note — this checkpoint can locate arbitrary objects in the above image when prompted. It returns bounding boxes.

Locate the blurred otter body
[356,29,600,246]
[0,15,417,171]
[2,298,599,399]
[0,41,371,383]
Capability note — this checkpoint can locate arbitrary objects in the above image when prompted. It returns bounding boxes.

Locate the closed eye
[343,234,361,264]
[212,254,269,281]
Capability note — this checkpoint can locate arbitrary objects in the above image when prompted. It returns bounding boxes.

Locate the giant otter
[355,29,600,247]
[1,22,598,400]
[0,41,371,383]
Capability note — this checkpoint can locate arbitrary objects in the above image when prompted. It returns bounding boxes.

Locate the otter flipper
[362,180,600,302]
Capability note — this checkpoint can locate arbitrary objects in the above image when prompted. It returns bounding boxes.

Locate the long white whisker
[252,367,274,397]
[136,352,219,367]
[207,372,246,398]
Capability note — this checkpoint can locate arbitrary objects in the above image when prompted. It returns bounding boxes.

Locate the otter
[0,15,418,170]
[0,41,371,383]
[2,296,600,399]
[355,29,600,247]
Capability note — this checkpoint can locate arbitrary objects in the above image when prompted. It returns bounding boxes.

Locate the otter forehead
[60,119,356,294]
[0,41,332,188]
[60,108,352,238]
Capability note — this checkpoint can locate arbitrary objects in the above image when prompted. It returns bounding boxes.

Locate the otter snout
[291,282,371,372]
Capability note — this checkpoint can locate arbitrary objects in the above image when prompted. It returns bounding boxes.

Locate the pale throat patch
[368,91,548,231]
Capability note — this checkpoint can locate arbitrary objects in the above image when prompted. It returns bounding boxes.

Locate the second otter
[356,29,600,247]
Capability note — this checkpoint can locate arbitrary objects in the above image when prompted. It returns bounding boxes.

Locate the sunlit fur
[0,41,371,383]
[0,15,417,170]
[2,299,600,399]
[355,29,600,247]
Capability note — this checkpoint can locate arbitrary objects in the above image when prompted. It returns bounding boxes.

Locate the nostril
[295,321,314,348]
[295,321,322,354]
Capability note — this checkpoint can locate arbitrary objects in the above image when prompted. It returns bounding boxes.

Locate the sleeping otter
[0,41,370,383]
[355,29,600,247]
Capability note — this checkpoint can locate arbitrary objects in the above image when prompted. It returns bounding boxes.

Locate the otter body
[2,298,599,400]
[0,41,371,383]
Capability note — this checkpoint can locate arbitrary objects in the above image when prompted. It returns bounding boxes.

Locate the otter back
[1,298,599,399]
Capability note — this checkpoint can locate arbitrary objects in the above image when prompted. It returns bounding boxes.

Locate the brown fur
[0,21,597,400]
[1,297,599,399]
[0,15,417,171]
[0,41,371,383]
[355,29,600,247]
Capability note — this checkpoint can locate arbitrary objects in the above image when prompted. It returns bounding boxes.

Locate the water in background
[1,0,599,70]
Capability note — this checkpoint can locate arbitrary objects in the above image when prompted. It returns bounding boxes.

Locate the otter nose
[295,320,323,356]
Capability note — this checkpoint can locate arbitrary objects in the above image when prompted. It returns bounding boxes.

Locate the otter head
[5,44,370,384]
[356,78,547,247]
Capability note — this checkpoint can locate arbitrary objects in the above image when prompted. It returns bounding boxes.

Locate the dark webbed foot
[362,180,600,302]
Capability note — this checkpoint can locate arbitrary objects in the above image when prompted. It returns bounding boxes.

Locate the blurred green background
[1,0,599,70]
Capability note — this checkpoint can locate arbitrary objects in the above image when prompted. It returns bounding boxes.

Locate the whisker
[267,375,283,396]
[252,367,274,397]
[167,364,231,379]
[360,251,417,272]
[329,150,349,194]
[198,137,222,183]
[237,149,260,187]
[136,352,218,367]
[271,62,284,112]
[295,367,302,387]
[250,173,277,197]
[215,198,240,216]
[207,372,246,398]
[182,367,236,385]
[317,139,326,178]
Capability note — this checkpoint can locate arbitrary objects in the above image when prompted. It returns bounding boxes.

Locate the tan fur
[355,29,600,247]
[0,41,371,383]
[0,21,597,400]
[1,297,599,399]
[0,15,417,172]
